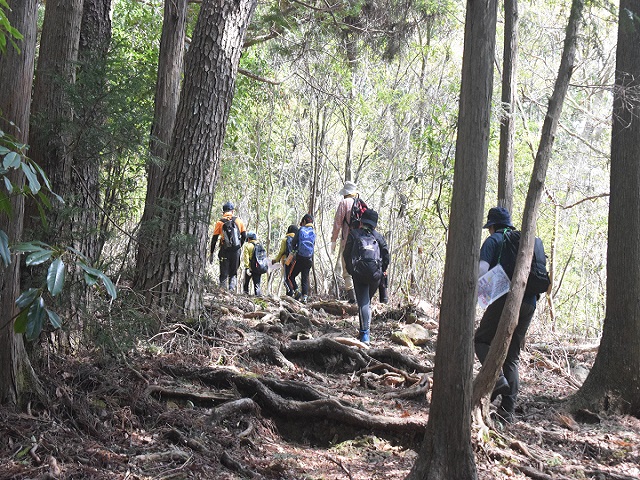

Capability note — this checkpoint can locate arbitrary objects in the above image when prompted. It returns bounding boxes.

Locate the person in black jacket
[343,209,389,345]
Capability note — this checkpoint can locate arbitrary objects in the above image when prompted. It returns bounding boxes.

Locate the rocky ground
[1,288,638,480]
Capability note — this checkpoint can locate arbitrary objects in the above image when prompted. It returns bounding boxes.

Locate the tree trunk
[135,0,188,289]
[0,0,42,407]
[472,0,584,408]
[497,0,518,213]
[136,0,257,316]
[567,0,640,417]
[407,1,498,478]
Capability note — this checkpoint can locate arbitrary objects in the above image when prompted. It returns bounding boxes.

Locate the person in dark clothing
[343,209,390,345]
[288,214,315,303]
[273,224,298,296]
[210,201,247,291]
[242,232,263,296]
[475,206,538,423]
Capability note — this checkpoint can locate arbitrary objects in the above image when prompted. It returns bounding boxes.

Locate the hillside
[1,288,638,480]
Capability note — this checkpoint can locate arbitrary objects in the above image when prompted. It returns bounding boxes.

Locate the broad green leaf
[31,162,55,193]
[4,175,13,193]
[25,249,53,266]
[3,151,20,168]
[36,190,52,209]
[14,307,28,333]
[35,201,48,228]
[67,246,89,262]
[46,309,62,329]
[15,288,40,309]
[78,261,102,277]
[0,229,10,266]
[46,257,65,296]
[13,242,48,253]
[20,162,40,194]
[98,272,117,299]
[25,296,46,341]
[84,272,99,286]
[0,146,10,155]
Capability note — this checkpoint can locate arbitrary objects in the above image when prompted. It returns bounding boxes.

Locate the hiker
[242,232,268,296]
[344,208,389,345]
[210,201,247,291]
[288,214,315,303]
[331,180,362,303]
[475,206,542,423]
[273,224,299,296]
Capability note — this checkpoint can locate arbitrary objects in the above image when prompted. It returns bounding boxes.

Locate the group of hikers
[210,184,547,422]
[209,181,389,345]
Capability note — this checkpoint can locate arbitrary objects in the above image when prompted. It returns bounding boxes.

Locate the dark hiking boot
[494,406,515,424]
[491,375,510,401]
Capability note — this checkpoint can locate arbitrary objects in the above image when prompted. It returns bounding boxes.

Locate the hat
[338,181,358,196]
[222,201,235,212]
[361,209,378,228]
[247,231,257,240]
[483,207,514,229]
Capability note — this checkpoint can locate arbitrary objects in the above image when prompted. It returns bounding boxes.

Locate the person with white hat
[330,180,360,303]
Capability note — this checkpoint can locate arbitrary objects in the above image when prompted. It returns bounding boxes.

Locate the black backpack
[251,243,269,274]
[221,216,241,249]
[499,230,551,295]
[350,228,383,283]
[348,196,368,227]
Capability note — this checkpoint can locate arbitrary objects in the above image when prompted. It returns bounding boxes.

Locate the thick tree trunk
[135,0,188,289]
[472,0,584,408]
[136,0,257,316]
[497,0,518,213]
[567,0,640,417]
[0,0,42,407]
[407,1,498,478]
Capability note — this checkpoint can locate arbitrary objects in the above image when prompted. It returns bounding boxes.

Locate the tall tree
[407,0,498,477]
[567,0,640,417]
[135,0,188,288]
[472,0,584,410]
[497,0,518,212]
[135,0,257,315]
[0,0,42,407]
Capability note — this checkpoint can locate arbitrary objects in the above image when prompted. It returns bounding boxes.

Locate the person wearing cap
[475,206,537,423]
[343,208,390,345]
[272,224,299,296]
[288,213,315,303]
[242,232,263,296]
[210,201,247,291]
[331,180,360,303]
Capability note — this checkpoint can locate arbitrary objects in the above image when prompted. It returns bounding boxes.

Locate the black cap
[361,209,378,228]
[483,207,514,229]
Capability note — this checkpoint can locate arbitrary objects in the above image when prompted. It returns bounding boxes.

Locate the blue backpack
[297,226,315,258]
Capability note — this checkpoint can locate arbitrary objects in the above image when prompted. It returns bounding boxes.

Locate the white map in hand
[477,264,510,309]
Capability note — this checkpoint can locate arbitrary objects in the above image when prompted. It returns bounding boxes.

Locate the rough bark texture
[472,0,584,408]
[497,0,518,213]
[407,1,498,477]
[567,0,640,416]
[136,0,257,315]
[135,0,188,288]
[0,0,40,407]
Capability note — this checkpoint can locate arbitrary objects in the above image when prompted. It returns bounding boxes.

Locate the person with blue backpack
[272,225,299,296]
[210,201,247,291]
[242,232,269,296]
[288,214,315,303]
[475,206,550,423]
[344,208,389,345]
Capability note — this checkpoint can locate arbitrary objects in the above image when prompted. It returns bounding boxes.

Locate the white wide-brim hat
[338,181,358,196]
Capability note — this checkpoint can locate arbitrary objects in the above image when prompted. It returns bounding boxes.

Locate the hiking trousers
[243,269,262,296]
[219,247,241,291]
[353,279,380,333]
[474,295,536,413]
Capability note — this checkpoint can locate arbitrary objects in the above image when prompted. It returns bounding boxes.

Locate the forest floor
[1,286,639,480]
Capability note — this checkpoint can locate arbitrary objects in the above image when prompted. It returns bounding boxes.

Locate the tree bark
[0,0,41,407]
[135,0,188,289]
[136,0,257,316]
[407,1,498,478]
[472,0,584,408]
[497,0,518,213]
[567,0,640,417]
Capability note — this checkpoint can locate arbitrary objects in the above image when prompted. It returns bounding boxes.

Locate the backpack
[350,228,383,283]
[348,196,368,227]
[297,226,315,258]
[251,243,269,274]
[499,230,551,295]
[221,216,241,249]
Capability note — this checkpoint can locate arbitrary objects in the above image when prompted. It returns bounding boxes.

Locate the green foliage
[0,0,23,54]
